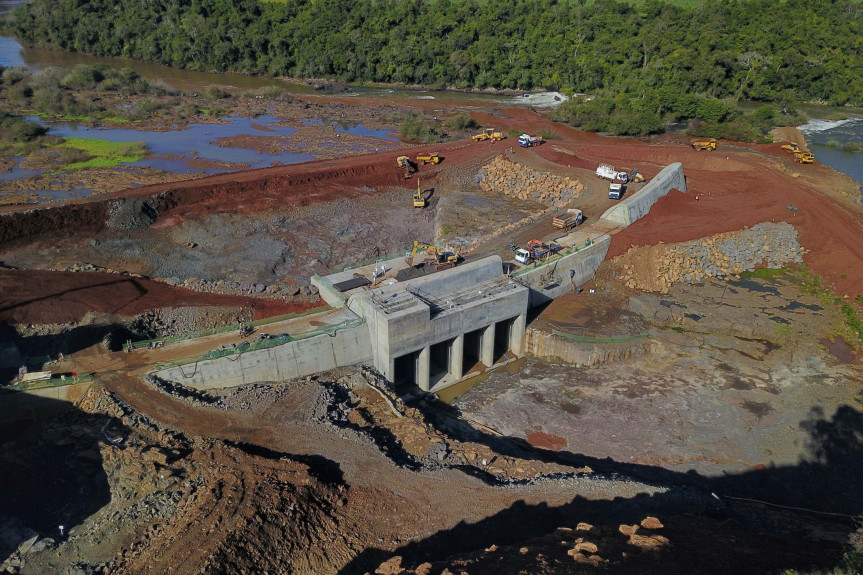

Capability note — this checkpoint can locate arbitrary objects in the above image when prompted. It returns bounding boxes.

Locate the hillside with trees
[9,0,863,135]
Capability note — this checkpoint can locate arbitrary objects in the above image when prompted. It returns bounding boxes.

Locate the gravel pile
[478,155,583,208]
[617,222,805,293]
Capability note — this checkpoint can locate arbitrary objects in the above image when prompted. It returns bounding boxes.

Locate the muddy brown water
[820,336,857,364]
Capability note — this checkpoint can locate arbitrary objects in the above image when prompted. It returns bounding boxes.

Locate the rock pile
[160,276,319,301]
[478,155,582,207]
[617,222,805,293]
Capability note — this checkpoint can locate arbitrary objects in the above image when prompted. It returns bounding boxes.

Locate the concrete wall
[155,323,373,390]
[524,328,657,367]
[0,381,93,433]
[515,234,612,308]
[600,162,686,227]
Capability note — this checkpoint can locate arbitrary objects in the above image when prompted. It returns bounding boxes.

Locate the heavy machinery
[781,142,801,153]
[596,164,629,183]
[794,151,815,164]
[472,128,505,142]
[396,155,416,178]
[515,240,562,264]
[552,208,583,230]
[405,241,458,270]
[629,168,646,183]
[691,139,717,151]
[518,133,543,147]
[413,179,426,208]
[416,152,441,165]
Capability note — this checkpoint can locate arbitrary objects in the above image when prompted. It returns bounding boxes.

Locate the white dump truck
[596,163,629,183]
[518,133,543,147]
[608,181,624,199]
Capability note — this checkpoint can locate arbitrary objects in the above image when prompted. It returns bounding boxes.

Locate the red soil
[1,105,861,325]
[0,270,316,324]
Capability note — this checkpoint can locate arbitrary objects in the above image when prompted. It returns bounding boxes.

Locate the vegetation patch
[57,138,147,170]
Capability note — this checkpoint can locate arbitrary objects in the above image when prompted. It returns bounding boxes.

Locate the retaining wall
[155,322,373,389]
[0,381,93,433]
[524,328,659,367]
[515,234,612,308]
[600,162,686,226]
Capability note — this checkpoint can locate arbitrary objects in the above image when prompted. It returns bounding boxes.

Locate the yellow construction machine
[472,128,505,142]
[396,155,416,178]
[781,142,801,153]
[405,241,458,270]
[413,179,427,208]
[416,152,441,165]
[691,139,717,151]
[794,151,815,164]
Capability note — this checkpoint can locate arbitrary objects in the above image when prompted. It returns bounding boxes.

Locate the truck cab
[514,248,531,264]
[609,182,624,199]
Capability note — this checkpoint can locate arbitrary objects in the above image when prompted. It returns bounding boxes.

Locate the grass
[741,267,785,280]
[57,137,147,170]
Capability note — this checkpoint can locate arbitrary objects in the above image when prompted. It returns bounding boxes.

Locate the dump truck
[515,240,562,263]
[472,128,505,142]
[596,164,629,183]
[416,152,441,165]
[794,151,815,164]
[552,208,583,230]
[518,133,543,147]
[691,139,717,151]
[608,181,624,200]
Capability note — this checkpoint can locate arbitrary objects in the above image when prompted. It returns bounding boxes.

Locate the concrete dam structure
[347,257,528,391]
[155,163,686,393]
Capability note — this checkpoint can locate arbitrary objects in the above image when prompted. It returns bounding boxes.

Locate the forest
[8,0,863,135]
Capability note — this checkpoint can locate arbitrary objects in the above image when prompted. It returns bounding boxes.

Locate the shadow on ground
[337,402,863,574]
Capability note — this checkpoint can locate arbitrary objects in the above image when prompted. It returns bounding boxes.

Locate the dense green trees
[9,0,863,133]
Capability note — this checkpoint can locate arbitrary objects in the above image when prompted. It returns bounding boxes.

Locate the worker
[695,195,700,202]
[381,263,386,275]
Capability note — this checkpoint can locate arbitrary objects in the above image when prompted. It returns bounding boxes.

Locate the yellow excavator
[396,155,416,178]
[781,142,801,153]
[405,241,458,270]
[413,179,426,208]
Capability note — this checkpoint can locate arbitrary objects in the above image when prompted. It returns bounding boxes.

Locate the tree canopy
[10,0,863,125]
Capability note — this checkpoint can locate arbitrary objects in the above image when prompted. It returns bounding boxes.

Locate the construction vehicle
[472,128,505,142]
[518,133,543,147]
[608,181,624,200]
[416,152,441,165]
[596,164,629,183]
[794,151,815,164]
[405,241,458,270]
[629,168,646,183]
[781,143,801,153]
[514,240,562,265]
[413,179,426,208]
[552,208,583,230]
[691,139,717,151]
[396,155,416,178]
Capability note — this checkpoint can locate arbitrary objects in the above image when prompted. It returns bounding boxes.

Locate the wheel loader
[794,151,815,164]
[472,128,504,142]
